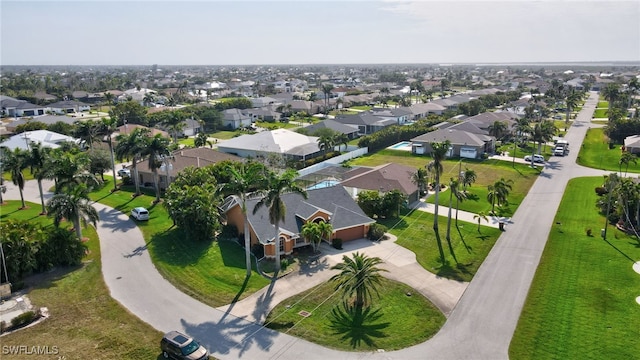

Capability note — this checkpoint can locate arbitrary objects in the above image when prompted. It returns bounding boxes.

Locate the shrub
[251,244,264,259]
[11,311,36,329]
[595,186,608,196]
[280,258,290,270]
[368,223,388,241]
[332,238,343,250]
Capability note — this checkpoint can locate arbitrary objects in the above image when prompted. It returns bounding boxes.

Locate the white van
[131,207,149,221]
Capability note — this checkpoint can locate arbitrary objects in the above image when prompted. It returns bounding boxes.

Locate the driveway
[2,92,608,359]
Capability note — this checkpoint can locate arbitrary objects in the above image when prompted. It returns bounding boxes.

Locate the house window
[279,236,285,253]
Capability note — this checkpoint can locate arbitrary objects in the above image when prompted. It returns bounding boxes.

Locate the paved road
[3,92,609,359]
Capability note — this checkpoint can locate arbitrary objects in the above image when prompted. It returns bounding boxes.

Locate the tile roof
[340,163,418,196]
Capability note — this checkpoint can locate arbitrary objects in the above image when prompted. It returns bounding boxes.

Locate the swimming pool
[306,180,340,190]
[388,141,412,151]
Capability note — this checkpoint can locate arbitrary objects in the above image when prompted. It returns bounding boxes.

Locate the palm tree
[461,167,477,193]
[318,134,335,157]
[619,151,637,176]
[104,92,114,109]
[321,84,334,115]
[163,111,186,143]
[412,167,429,197]
[316,221,333,249]
[301,222,322,254]
[223,161,268,277]
[445,178,464,260]
[602,83,621,118]
[100,117,119,191]
[488,178,514,214]
[451,178,467,227]
[143,93,155,107]
[4,147,28,209]
[329,252,387,308]
[427,140,450,263]
[488,121,508,141]
[194,132,212,148]
[473,211,489,233]
[115,127,150,196]
[334,133,349,152]
[253,169,307,272]
[142,134,171,203]
[74,119,101,149]
[47,183,99,241]
[564,89,581,125]
[27,142,50,214]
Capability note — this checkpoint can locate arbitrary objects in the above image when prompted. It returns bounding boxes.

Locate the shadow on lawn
[603,237,637,263]
[328,302,390,349]
[149,227,212,266]
[436,261,473,282]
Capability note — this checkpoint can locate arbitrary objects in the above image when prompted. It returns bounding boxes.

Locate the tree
[565,89,581,125]
[488,121,508,141]
[316,221,333,249]
[487,178,514,214]
[194,132,212,148]
[99,117,119,191]
[427,140,450,263]
[619,151,637,176]
[461,167,477,193]
[253,169,307,272]
[142,134,171,203]
[143,92,155,107]
[27,142,50,214]
[318,134,335,157]
[335,133,350,152]
[473,211,489,233]
[163,110,187,143]
[322,84,334,115]
[222,161,268,277]
[445,178,464,260]
[451,177,467,227]
[601,83,621,118]
[115,127,150,196]
[164,166,223,241]
[301,222,322,254]
[330,252,387,308]
[47,184,99,241]
[3,147,28,209]
[411,167,428,197]
[87,148,112,181]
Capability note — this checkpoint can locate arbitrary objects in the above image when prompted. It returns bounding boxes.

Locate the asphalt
[2,91,613,359]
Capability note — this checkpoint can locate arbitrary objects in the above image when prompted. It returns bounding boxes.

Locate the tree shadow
[603,237,637,263]
[455,224,472,253]
[328,302,390,349]
[149,227,212,266]
[435,261,472,282]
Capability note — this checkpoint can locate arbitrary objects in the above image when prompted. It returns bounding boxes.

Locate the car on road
[131,207,149,221]
[118,168,131,177]
[160,331,209,360]
[524,154,545,163]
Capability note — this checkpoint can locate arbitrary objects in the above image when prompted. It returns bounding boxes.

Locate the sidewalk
[412,199,513,229]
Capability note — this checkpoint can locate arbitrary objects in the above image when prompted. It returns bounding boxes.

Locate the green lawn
[593,108,608,118]
[349,105,372,111]
[88,177,270,308]
[1,201,162,359]
[509,177,640,359]
[577,127,640,174]
[597,101,609,108]
[379,208,502,281]
[265,277,445,351]
[256,121,298,130]
[210,130,241,140]
[178,137,194,147]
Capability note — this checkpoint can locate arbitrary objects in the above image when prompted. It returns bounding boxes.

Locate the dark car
[160,331,208,360]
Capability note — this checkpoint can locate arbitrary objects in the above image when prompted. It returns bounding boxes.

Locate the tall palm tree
[301,222,322,254]
[253,169,307,272]
[473,211,489,233]
[602,83,621,118]
[321,84,334,115]
[27,142,50,214]
[488,178,514,214]
[74,119,101,149]
[194,132,212,148]
[451,178,467,227]
[47,183,99,241]
[461,167,477,193]
[316,221,333,248]
[619,151,637,176]
[223,161,268,277]
[163,111,186,143]
[115,127,150,196]
[445,178,464,260]
[100,117,119,191]
[412,167,429,197]
[427,140,450,263]
[142,134,171,203]
[334,133,349,152]
[329,252,387,308]
[143,93,155,107]
[4,147,28,209]
[318,134,335,157]
[488,121,508,141]
[565,89,581,125]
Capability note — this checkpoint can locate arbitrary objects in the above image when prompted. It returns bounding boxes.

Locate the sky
[1,0,639,66]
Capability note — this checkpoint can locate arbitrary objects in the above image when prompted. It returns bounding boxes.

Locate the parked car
[118,168,131,177]
[131,207,149,221]
[160,331,208,360]
[524,154,545,163]
[554,147,566,156]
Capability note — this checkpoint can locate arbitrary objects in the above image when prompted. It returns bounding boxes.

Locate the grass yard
[378,208,502,281]
[509,177,640,359]
[88,178,270,308]
[349,105,372,111]
[593,108,608,118]
[597,101,609,108]
[210,130,242,140]
[577,127,640,174]
[256,121,298,130]
[265,277,445,351]
[0,201,162,359]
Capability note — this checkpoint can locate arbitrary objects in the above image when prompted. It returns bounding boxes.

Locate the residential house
[0,95,46,117]
[408,102,447,120]
[303,119,359,140]
[463,111,518,132]
[340,163,421,204]
[48,100,91,114]
[181,118,202,137]
[370,107,412,125]
[222,108,252,129]
[217,129,323,162]
[624,135,640,154]
[411,128,495,159]
[5,115,76,133]
[246,107,281,122]
[134,147,242,190]
[251,97,281,108]
[221,184,375,259]
[114,124,170,139]
[0,130,80,151]
[334,112,397,135]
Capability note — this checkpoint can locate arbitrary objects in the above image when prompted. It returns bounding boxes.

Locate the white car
[524,154,545,163]
[131,207,149,221]
[118,168,131,177]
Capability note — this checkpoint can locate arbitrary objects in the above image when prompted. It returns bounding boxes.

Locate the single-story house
[624,135,640,154]
[222,108,252,129]
[334,112,397,135]
[134,147,242,190]
[181,118,203,137]
[221,184,375,259]
[303,119,359,139]
[48,100,91,114]
[0,95,46,117]
[409,102,447,119]
[340,163,421,204]
[0,130,80,151]
[216,129,323,162]
[5,115,76,132]
[411,128,495,159]
[370,107,412,125]
[113,124,170,139]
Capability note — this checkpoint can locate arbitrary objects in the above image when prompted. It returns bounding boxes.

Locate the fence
[297,147,368,177]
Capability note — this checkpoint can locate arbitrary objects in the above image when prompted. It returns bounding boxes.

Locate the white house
[0,130,81,151]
